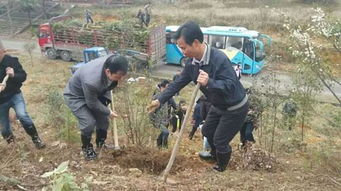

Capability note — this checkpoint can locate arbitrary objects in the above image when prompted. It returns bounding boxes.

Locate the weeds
[45,88,78,143]
[42,161,91,191]
[113,78,158,146]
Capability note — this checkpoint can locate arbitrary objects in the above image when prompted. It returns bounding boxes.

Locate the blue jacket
[158,46,246,110]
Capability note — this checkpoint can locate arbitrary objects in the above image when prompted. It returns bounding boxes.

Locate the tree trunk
[28,10,32,26]
[5,1,13,34]
[42,0,47,19]
[270,105,277,152]
[301,111,305,141]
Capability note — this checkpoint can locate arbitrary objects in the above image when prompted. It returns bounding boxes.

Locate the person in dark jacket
[147,21,249,172]
[64,55,128,160]
[0,40,45,149]
[150,80,176,148]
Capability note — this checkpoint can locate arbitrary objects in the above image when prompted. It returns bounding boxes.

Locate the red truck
[38,16,166,66]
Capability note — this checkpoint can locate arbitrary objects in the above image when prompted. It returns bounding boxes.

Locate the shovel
[161,83,201,182]
[0,74,9,93]
[98,91,122,159]
[110,91,121,151]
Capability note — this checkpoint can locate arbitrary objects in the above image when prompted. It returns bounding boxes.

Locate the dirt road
[0,37,41,56]
[1,37,340,103]
[151,63,341,104]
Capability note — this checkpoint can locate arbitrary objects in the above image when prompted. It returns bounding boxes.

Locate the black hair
[158,79,170,88]
[179,99,186,105]
[173,21,203,45]
[104,55,128,75]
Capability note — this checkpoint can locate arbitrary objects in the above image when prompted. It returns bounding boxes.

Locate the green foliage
[245,73,283,152]
[19,0,38,12]
[23,42,36,65]
[113,79,158,146]
[42,161,91,191]
[51,17,149,53]
[46,88,78,143]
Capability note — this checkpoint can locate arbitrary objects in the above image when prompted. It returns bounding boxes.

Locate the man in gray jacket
[64,55,128,160]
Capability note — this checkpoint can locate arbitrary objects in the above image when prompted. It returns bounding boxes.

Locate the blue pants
[0,93,34,138]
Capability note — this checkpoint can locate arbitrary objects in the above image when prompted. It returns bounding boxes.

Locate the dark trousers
[202,102,249,154]
[170,114,183,133]
[72,105,109,146]
[86,16,93,24]
[240,121,255,144]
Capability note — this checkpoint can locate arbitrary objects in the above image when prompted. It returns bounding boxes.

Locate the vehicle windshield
[98,50,108,57]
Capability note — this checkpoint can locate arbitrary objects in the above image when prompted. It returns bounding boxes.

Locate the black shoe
[213,152,231,172]
[199,150,216,161]
[156,136,162,148]
[5,134,15,144]
[82,144,97,161]
[32,136,46,149]
[188,131,195,140]
[96,129,107,148]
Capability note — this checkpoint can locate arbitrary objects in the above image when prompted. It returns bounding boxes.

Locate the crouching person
[64,55,128,160]
[150,80,174,149]
[0,40,45,149]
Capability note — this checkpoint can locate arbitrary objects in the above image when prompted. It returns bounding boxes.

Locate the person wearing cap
[64,55,128,160]
[147,21,249,172]
[0,40,45,149]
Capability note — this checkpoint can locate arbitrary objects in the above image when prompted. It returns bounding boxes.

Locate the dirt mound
[230,142,279,172]
[109,146,209,175]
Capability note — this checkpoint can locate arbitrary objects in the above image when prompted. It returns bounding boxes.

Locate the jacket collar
[191,43,211,66]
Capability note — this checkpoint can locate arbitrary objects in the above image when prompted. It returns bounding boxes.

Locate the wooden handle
[111,91,119,148]
[162,83,201,182]
[1,74,9,85]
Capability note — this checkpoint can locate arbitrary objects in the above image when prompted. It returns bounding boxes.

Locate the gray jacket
[64,55,117,116]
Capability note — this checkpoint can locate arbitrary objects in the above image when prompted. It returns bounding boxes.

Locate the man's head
[104,55,128,82]
[0,40,6,62]
[173,21,204,59]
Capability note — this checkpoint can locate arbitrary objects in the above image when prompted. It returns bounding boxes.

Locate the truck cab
[70,47,108,73]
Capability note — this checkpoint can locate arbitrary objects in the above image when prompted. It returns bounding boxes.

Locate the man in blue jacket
[64,55,128,160]
[147,21,249,172]
[0,40,45,149]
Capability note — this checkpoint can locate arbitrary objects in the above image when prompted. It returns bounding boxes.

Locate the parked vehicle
[165,25,271,74]
[38,15,166,67]
[70,47,108,73]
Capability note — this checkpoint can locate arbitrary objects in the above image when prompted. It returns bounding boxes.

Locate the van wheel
[60,50,72,62]
[46,48,57,59]
[180,57,188,67]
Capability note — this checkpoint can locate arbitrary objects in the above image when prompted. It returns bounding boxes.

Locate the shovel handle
[1,74,9,85]
[110,92,119,148]
[162,83,201,182]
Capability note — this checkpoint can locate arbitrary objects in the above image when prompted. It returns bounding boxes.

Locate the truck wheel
[46,48,57,59]
[60,50,72,62]
[180,57,188,67]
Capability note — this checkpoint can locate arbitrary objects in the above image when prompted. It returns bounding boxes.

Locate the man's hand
[197,69,209,86]
[6,67,14,78]
[109,110,119,119]
[0,83,6,93]
[147,100,160,113]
